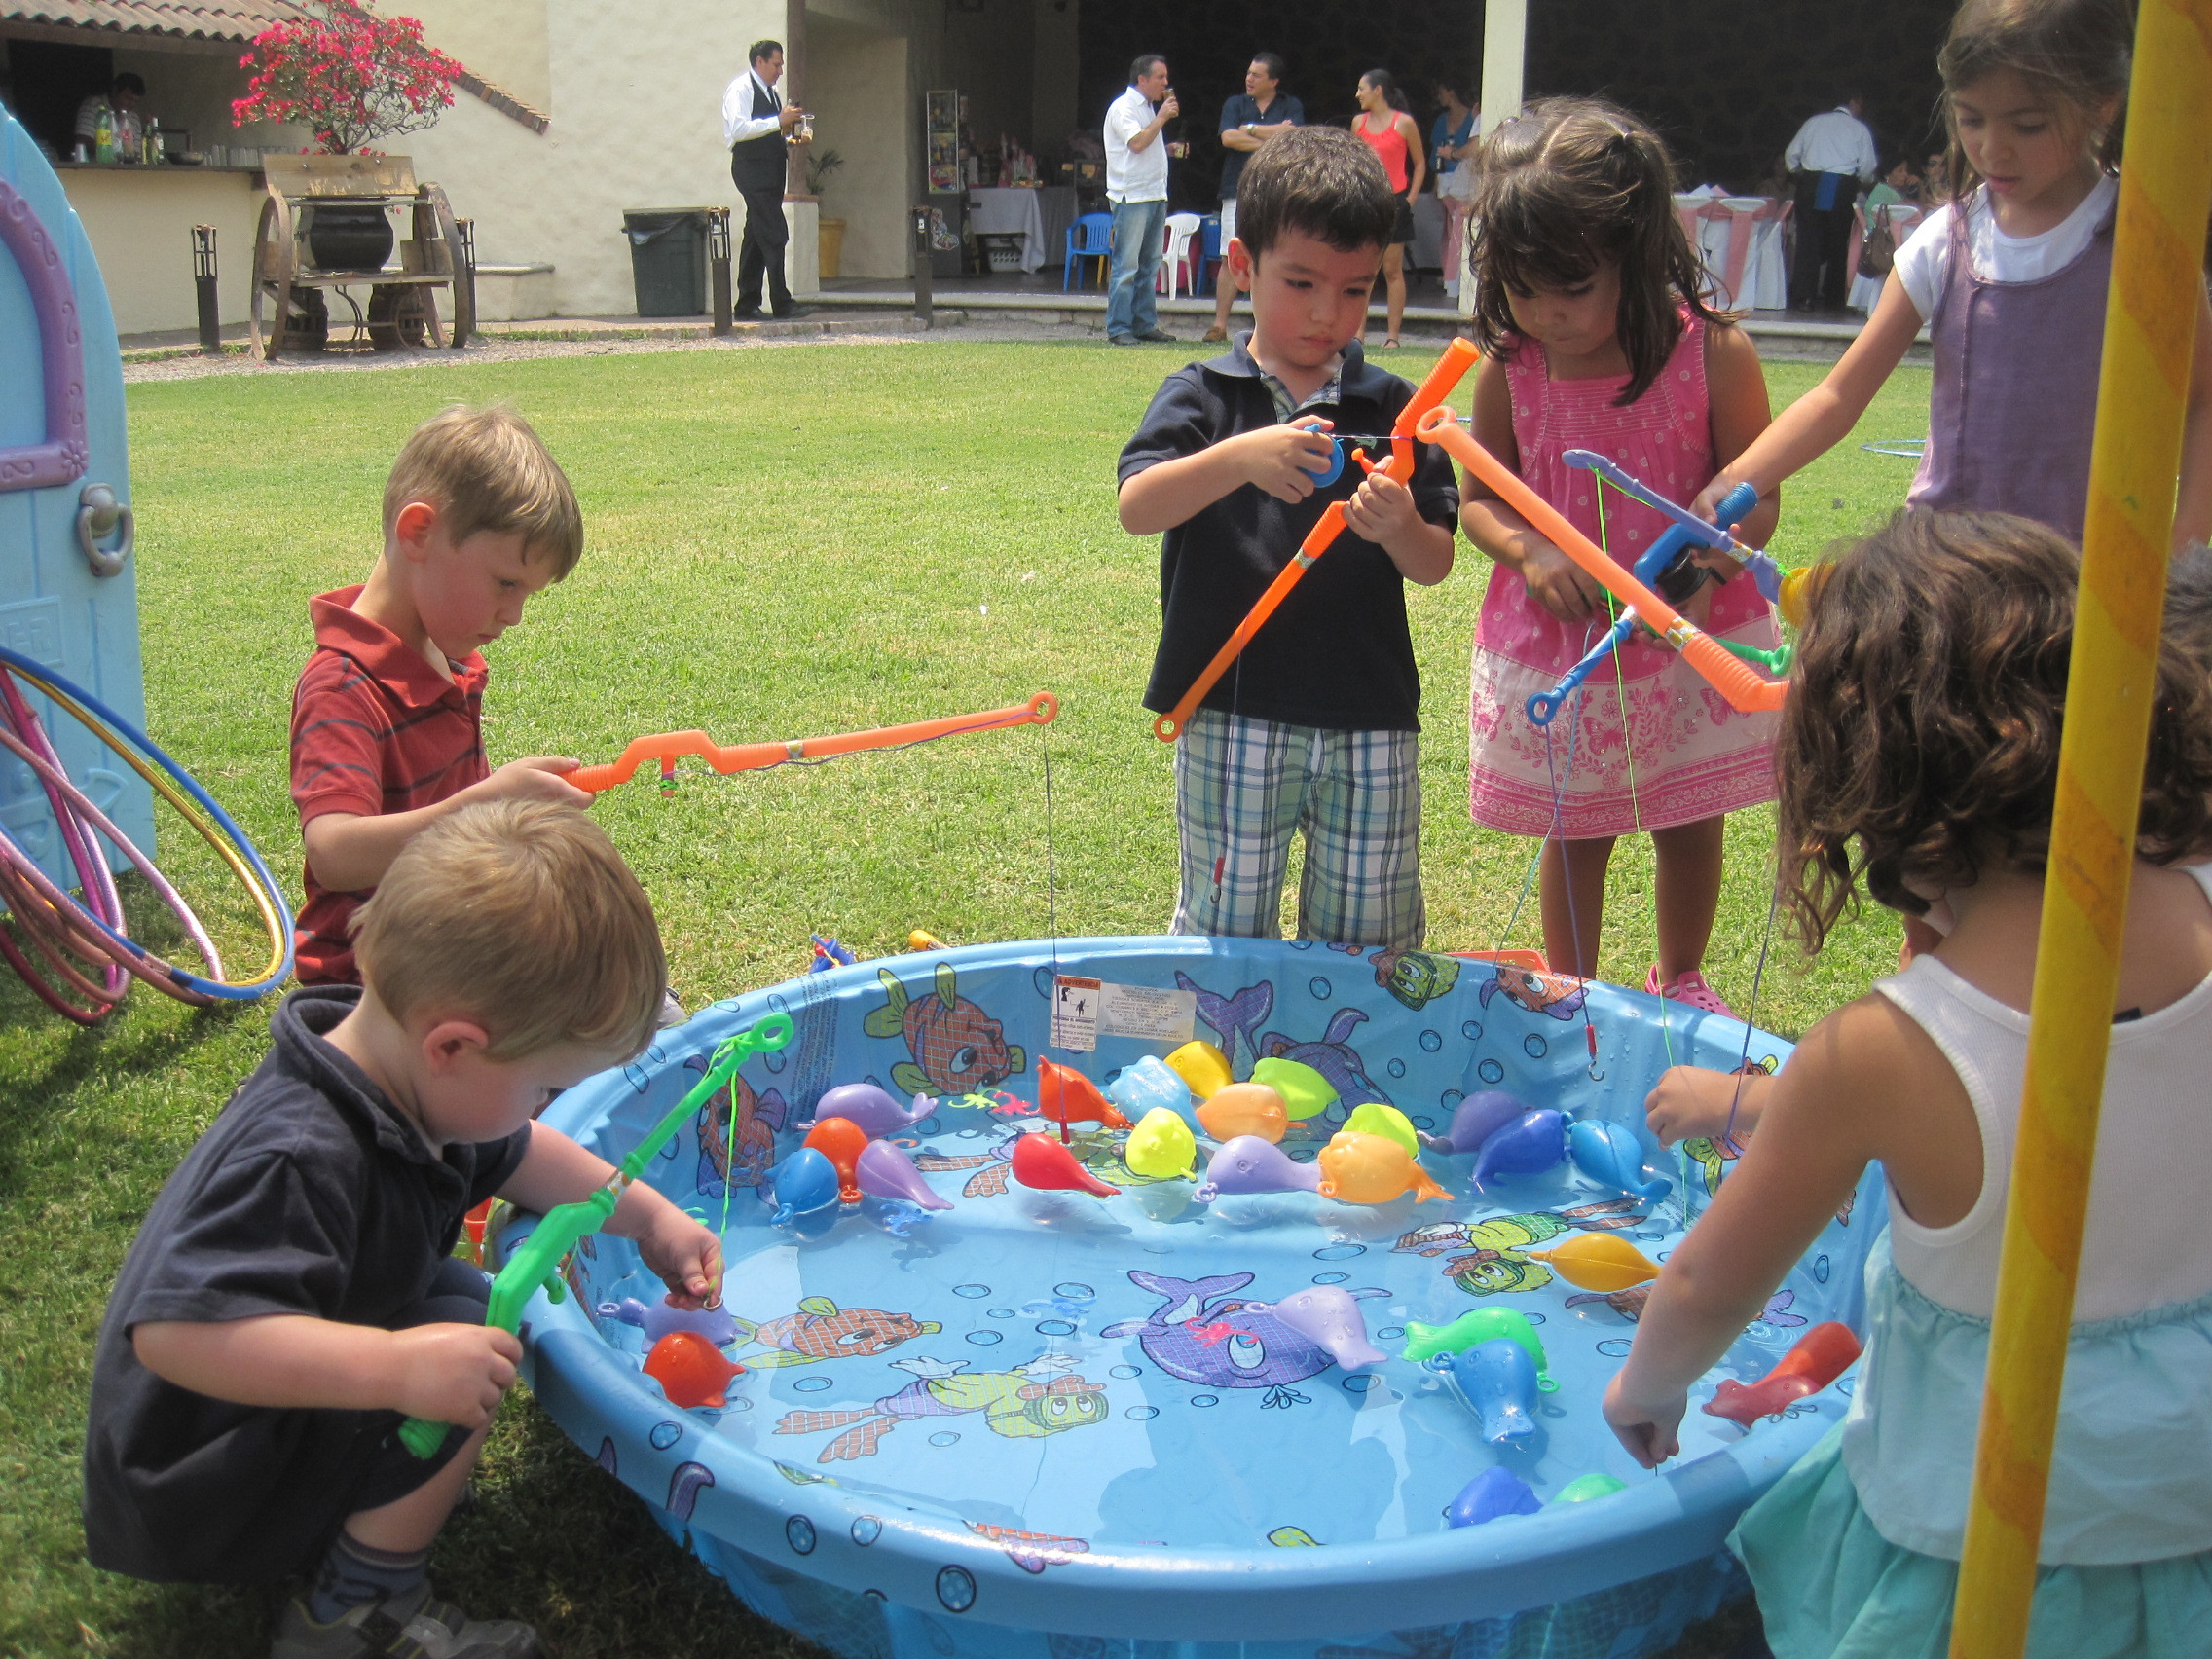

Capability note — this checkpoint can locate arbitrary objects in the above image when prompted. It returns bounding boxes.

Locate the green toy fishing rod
[398,1013,794,1457]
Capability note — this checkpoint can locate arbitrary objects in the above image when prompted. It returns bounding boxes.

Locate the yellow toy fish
[1124,1107,1198,1179]
[1316,1130,1453,1204]
[1164,1040,1233,1100]
[1528,1232,1661,1292]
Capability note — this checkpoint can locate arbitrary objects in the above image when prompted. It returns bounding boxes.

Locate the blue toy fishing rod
[1525,474,1761,728]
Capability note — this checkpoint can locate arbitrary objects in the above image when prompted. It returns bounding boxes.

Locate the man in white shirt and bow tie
[721,39,814,320]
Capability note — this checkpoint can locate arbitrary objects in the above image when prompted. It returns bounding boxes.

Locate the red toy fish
[644,1331,746,1409]
[1012,1129,1122,1197]
[803,1117,870,1203]
[1702,1321,1862,1426]
[1036,1058,1131,1130]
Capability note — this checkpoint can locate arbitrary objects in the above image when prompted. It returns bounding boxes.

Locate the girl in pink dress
[1459,98,1783,1013]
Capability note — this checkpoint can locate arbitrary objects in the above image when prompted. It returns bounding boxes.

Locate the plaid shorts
[1170,708,1424,948]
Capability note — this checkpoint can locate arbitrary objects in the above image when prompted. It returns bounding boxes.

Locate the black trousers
[1790,177,1857,311]
[734,181,792,314]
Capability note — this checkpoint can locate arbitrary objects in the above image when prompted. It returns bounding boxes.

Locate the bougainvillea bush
[232,2,463,155]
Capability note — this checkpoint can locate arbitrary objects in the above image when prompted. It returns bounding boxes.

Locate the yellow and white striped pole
[1949,3,2212,1654]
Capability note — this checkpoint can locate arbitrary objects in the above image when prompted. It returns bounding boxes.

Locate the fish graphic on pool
[1100,1270,1387,1408]
[729,1296,942,1367]
[774,1353,1108,1462]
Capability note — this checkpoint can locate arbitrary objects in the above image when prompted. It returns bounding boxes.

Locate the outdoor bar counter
[55,160,267,337]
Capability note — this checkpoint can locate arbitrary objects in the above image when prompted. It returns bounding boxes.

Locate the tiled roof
[0,2,315,43]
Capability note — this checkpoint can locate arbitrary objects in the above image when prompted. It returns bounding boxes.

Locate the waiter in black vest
[721,38,813,320]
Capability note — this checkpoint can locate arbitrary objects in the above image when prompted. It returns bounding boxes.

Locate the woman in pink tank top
[1459,98,1783,1014]
[1354,70,1423,348]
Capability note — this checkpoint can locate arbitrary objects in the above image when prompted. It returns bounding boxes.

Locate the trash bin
[621,208,712,315]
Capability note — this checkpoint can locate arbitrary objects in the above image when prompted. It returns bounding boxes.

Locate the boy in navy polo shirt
[1119,127,1457,949]
[289,404,591,986]
[84,800,711,1659]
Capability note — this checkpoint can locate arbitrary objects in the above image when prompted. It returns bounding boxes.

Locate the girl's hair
[1359,69,1410,114]
[1466,96,1729,406]
[1938,0,2133,199]
[1777,510,2212,951]
[2164,541,2212,675]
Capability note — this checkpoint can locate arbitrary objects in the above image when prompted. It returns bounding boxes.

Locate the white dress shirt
[1785,107,1878,181]
[1104,85,1168,204]
[722,70,782,148]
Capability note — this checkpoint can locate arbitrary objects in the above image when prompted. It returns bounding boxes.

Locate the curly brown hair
[1464,96,1732,407]
[1777,511,2212,951]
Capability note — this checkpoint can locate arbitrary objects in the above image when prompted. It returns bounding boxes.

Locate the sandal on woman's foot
[1382,337,1401,350]
[1201,324,1229,343]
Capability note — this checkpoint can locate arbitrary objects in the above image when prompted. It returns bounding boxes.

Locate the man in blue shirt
[1204,54,1304,343]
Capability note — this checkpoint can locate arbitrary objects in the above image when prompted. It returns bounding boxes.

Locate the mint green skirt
[1729,1424,2212,1658]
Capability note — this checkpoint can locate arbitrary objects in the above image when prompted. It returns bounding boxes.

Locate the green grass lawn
[0,341,1931,1658]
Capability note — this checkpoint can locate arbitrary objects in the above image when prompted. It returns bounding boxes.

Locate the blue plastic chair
[1063,212,1113,291]
[1198,214,1222,296]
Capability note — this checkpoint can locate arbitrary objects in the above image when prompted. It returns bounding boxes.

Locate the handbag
[1857,204,1896,279]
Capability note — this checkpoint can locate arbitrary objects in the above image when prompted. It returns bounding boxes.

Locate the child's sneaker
[1644,965,1737,1018]
[272,1583,538,1659]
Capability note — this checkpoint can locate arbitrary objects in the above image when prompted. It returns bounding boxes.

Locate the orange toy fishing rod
[1413,405,1788,717]
[570,693,1058,793]
[1153,338,1483,742]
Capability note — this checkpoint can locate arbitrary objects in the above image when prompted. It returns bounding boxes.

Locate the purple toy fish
[1446,1465,1543,1527]
[855,1138,953,1210]
[1101,1271,1346,1405]
[1421,1090,1532,1154]
[601,1295,740,1347]
[1251,1285,1385,1369]
[1193,1135,1322,1203]
[815,1083,936,1140]
[1471,1109,1567,1189]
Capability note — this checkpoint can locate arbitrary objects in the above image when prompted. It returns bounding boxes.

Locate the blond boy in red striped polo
[288,405,591,985]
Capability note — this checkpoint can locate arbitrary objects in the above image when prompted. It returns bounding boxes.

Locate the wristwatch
[1243,123,1256,133]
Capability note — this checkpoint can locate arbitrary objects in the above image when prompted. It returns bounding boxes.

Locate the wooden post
[785,0,807,200]
[1946,2,2212,1653]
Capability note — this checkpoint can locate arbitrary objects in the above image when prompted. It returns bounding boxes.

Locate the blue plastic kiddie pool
[515,937,1880,1659]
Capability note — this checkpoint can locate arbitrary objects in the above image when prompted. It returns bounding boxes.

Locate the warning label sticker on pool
[1051,977,1196,1051]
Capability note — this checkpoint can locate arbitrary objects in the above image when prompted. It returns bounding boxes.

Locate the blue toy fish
[1567,1120,1671,1201]
[1429,1339,1540,1443]
[1446,1465,1543,1527]
[764,1147,842,1226]
[1471,1109,1568,1189]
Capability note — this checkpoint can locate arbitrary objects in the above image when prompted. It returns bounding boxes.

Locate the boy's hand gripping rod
[1153,338,1483,742]
[396,1014,794,1458]
[1415,405,1788,716]
[570,695,1058,793]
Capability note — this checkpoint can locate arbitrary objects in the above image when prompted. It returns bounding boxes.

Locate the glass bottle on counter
[144,117,162,164]
[93,105,115,163]
[116,107,142,163]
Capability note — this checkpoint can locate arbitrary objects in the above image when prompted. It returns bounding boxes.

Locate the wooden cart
[250,153,474,359]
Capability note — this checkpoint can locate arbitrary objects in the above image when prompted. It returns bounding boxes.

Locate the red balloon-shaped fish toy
[1036,1058,1131,1131]
[1012,1128,1122,1197]
[803,1116,870,1204]
[643,1330,746,1409]
[1702,1321,1862,1427]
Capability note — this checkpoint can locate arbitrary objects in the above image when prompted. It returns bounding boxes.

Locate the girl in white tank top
[1603,509,2212,1657]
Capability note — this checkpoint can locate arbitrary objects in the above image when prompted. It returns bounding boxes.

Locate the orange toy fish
[803,1117,870,1203]
[645,1331,746,1409]
[1316,1130,1453,1204]
[1036,1058,1131,1129]
[1196,1082,1289,1144]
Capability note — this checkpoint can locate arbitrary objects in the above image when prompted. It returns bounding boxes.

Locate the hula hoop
[0,853,122,1022]
[0,723,228,1004]
[0,670,128,1001]
[0,644,293,1002]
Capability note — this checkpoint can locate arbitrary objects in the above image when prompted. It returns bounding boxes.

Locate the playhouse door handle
[76,483,133,578]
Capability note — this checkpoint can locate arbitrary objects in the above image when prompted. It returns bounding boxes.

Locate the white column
[1480,0,1527,138]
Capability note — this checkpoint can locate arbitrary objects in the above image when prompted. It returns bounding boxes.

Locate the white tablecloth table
[967,186,1078,272]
